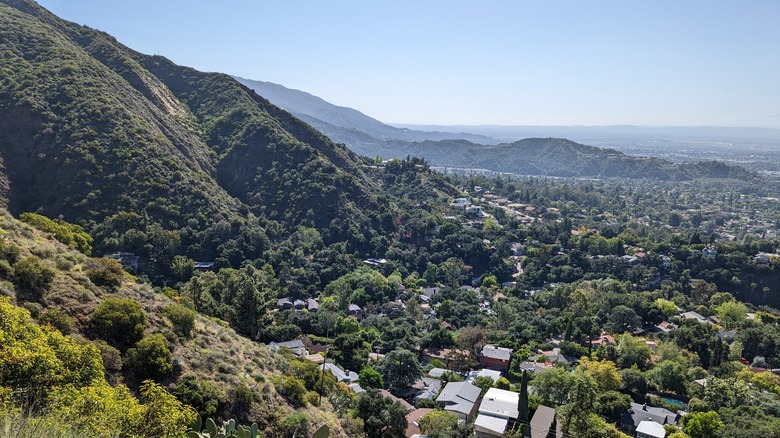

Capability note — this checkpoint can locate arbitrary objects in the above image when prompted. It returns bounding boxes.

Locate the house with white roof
[636,420,666,438]
[320,363,359,383]
[473,388,519,437]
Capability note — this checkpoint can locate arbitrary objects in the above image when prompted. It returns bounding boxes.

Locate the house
[529,405,562,438]
[480,345,513,372]
[702,245,717,259]
[474,388,519,437]
[382,389,414,412]
[655,321,678,333]
[405,408,434,438]
[422,348,469,367]
[422,287,441,299]
[427,367,452,378]
[413,377,442,406]
[680,311,707,323]
[304,353,325,364]
[293,299,306,310]
[105,252,140,271]
[193,261,215,270]
[467,368,503,384]
[306,298,319,312]
[620,403,678,435]
[348,304,363,320]
[267,340,306,357]
[636,420,666,438]
[277,298,293,311]
[320,363,359,383]
[589,334,617,348]
[349,383,364,394]
[518,361,553,374]
[436,381,481,421]
[716,329,738,342]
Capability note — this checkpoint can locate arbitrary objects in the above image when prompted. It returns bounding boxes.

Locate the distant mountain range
[235,78,757,181]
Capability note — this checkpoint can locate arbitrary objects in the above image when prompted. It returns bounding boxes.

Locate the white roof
[478,388,519,419]
[474,413,509,435]
[469,368,503,383]
[637,420,666,438]
[428,367,450,378]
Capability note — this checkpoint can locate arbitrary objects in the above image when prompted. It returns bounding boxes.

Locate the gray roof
[306,298,319,311]
[320,363,360,383]
[436,381,481,415]
[267,340,304,351]
[481,345,513,361]
[530,405,561,438]
[348,304,362,312]
[622,403,678,429]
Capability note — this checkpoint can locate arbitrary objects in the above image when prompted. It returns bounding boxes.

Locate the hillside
[0,209,351,436]
[232,79,756,181]
[0,0,401,275]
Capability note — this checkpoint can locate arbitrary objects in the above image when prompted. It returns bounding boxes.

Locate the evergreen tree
[518,370,529,423]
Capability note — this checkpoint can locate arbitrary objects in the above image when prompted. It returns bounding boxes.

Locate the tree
[619,366,647,395]
[518,370,529,423]
[89,297,148,348]
[647,360,687,394]
[616,334,651,369]
[473,376,495,396]
[683,411,724,438]
[715,299,747,329]
[456,326,489,363]
[123,334,173,381]
[418,410,459,435]
[355,388,408,438]
[12,256,55,302]
[703,377,749,410]
[532,367,575,406]
[608,305,642,333]
[378,349,422,393]
[359,366,384,389]
[654,298,678,318]
[577,358,621,391]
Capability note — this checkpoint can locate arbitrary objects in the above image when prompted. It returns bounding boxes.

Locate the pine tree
[519,370,529,423]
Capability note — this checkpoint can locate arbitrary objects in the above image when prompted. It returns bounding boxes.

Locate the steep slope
[0,209,349,436]
[0,0,393,266]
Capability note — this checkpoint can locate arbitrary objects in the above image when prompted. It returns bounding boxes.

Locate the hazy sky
[36,0,780,127]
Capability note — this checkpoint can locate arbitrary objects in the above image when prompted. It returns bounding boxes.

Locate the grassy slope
[0,209,349,436]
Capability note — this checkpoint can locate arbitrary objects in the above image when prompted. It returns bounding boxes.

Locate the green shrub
[38,308,76,334]
[172,374,222,418]
[12,256,55,302]
[93,340,123,373]
[124,334,173,381]
[162,304,196,338]
[281,411,309,433]
[20,212,93,255]
[306,390,321,406]
[84,257,125,288]
[272,375,307,408]
[234,383,254,413]
[89,297,147,348]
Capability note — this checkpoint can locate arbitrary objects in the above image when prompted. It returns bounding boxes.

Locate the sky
[35,0,780,127]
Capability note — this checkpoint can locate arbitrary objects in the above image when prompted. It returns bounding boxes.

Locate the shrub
[172,374,222,418]
[124,334,173,381]
[234,383,254,413]
[162,304,195,338]
[19,213,93,255]
[89,297,147,348]
[84,257,125,288]
[12,256,55,302]
[38,308,76,335]
[306,390,321,406]
[281,411,309,433]
[272,375,307,408]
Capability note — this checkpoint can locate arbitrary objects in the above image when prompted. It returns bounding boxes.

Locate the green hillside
[0,0,411,279]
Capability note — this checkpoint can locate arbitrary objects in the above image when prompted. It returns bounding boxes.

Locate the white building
[474,388,519,437]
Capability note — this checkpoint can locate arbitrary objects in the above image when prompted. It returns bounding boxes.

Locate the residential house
[413,377,442,406]
[267,340,306,357]
[436,381,481,421]
[304,353,324,364]
[293,299,306,310]
[636,421,666,438]
[655,321,678,333]
[716,329,738,342]
[467,369,503,385]
[381,389,414,412]
[529,405,562,438]
[620,403,679,435]
[193,261,215,271]
[702,245,717,259]
[349,383,364,394]
[474,388,519,437]
[306,298,319,312]
[480,345,513,372]
[277,298,293,311]
[105,252,140,271]
[422,287,441,299]
[348,304,363,320]
[680,311,707,323]
[518,361,553,374]
[320,363,359,383]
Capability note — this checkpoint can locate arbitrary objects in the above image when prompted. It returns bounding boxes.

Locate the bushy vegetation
[88,297,147,348]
